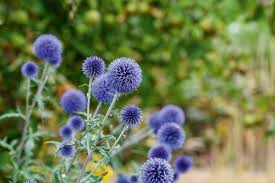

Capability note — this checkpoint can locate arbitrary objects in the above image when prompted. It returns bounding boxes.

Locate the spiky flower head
[68,115,86,131]
[33,34,62,66]
[141,158,174,183]
[58,142,75,157]
[160,105,185,126]
[129,174,139,183]
[21,61,38,78]
[148,144,171,161]
[82,56,105,78]
[60,89,87,114]
[107,57,142,93]
[157,123,185,150]
[148,111,162,134]
[117,175,130,183]
[91,74,116,103]
[173,156,192,173]
[120,105,142,128]
[59,125,74,140]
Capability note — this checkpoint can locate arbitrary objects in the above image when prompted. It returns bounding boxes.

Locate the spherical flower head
[148,111,162,134]
[59,125,74,140]
[58,142,75,158]
[141,158,174,183]
[92,74,116,103]
[173,156,192,173]
[60,89,87,114]
[68,115,86,131]
[33,34,62,65]
[48,53,62,68]
[21,61,38,78]
[82,56,105,78]
[148,144,171,161]
[157,123,185,150]
[107,57,142,93]
[129,175,139,183]
[120,105,142,128]
[160,105,185,126]
[117,175,130,183]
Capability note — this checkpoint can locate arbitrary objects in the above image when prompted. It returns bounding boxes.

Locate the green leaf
[0,112,25,121]
[52,169,62,183]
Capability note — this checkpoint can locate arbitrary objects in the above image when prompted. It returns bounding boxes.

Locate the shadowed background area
[0,0,275,182]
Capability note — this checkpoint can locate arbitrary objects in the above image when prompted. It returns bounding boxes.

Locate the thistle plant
[117,105,192,183]
[0,33,192,183]
[0,34,63,182]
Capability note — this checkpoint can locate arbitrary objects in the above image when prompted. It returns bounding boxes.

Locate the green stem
[92,102,101,118]
[14,63,50,182]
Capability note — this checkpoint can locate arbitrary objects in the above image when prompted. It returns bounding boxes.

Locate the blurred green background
[1,0,275,182]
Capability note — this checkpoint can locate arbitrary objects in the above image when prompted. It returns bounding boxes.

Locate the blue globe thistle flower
[129,175,139,183]
[141,158,174,183]
[68,115,86,131]
[107,57,142,93]
[173,156,192,173]
[91,74,116,103]
[148,144,171,161]
[173,172,179,182]
[148,111,162,134]
[21,61,38,78]
[157,123,185,150]
[60,89,87,114]
[117,175,130,183]
[48,53,62,68]
[59,125,74,140]
[82,56,105,78]
[58,142,75,157]
[160,105,185,126]
[33,34,62,65]
[120,105,142,128]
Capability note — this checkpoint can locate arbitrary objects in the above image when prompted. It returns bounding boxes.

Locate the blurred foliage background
[0,0,275,182]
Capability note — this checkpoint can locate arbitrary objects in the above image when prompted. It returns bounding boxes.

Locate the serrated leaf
[52,170,61,183]
[0,112,25,121]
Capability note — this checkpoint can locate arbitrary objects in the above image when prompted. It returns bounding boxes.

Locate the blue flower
[21,61,38,78]
[59,125,74,140]
[173,156,192,173]
[129,175,139,183]
[33,34,62,65]
[141,158,174,183]
[91,74,116,103]
[60,89,87,114]
[107,57,142,93]
[58,142,75,157]
[48,53,62,68]
[148,111,162,134]
[157,123,185,150]
[120,105,142,128]
[148,144,171,161]
[68,115,86,131]
[160,105,185,126]
[117,175,130,183]
[82,56,105,78]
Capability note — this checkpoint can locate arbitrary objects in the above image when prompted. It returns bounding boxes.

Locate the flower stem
[14,63,50,182]
[76,150,92,183]
[94,93,119,145]
[86,78,93,121]
[92,102,101,118]
[77,94,119,183]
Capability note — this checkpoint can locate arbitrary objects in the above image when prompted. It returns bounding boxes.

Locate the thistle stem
[14,63,50,182]
[78,94,119,183]
[94,93,119,145]
[86,78,93,121]
[92,102,101,118]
